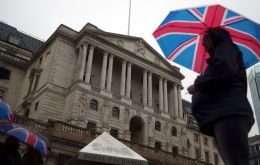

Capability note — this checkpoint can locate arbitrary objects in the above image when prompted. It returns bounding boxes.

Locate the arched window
[112,107,120,118]
[90,99,98,111]
[24,109,30,118]
[172,146,178,154]
[155,142,161,151]
[155,121,161,131]
[171,127,177,136]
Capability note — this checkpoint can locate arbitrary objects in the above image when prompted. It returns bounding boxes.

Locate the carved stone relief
[117,40,124,48]
[78,92,88,120]
[134,40,145,56]
[154,58,161,65]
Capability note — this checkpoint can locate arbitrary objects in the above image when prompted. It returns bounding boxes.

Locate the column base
[120,96,132,105]
[77,81,91,90]
[161,112,170,119]
[144,105,153,113]
[100,89,113,98]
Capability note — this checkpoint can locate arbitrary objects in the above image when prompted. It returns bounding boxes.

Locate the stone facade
[0,21,224,165]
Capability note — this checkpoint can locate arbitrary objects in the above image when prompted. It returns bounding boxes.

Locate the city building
[0,21,224,165]
[248,65,260,133]
[249,135,260,165]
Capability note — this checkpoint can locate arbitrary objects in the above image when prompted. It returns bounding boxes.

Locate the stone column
[159,77,163,111]
[120,60,127,96]
[78,44,88,80]
[106,54,114,92]
[85,45,94,83]
[126,62,132,99]
[142,70,148,105]
[173,83,179,117]
[163,79,168,113]
[169,86,174,115]
[178,85,183,118]
[148,72,153,107]
[100,52,108,89]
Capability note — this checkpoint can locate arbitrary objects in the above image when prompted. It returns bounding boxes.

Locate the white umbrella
[78,132,148,165]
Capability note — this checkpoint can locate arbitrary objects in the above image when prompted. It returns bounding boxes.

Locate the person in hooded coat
[188,28,254,165]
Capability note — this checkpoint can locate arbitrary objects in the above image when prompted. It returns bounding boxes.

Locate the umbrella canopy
[78,132,148,165]
[0,120,15,133]
[7,127,49,155]
[0,99,14,122]
[153,4,260,73]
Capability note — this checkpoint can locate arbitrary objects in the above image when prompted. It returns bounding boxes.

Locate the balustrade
[12,115,209,165]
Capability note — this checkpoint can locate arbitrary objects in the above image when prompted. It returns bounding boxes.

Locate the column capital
[103,51,108,56]
[89,44,95,50]
[83,42,89,46]
[109,53,115,58]
[76,39,89,49]
[178,84,183,90]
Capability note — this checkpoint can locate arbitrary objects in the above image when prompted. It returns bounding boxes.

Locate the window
[38,57,43,65]
[194,133,199,143]
[8,34,21,45]
[256,144,260,152]
[205,151,209,163]
[204,137,208,146]
[155,142,161,150]
[87,122,96,131]
[214,153,218,165]
[250,145,256,153]
[0,89,5,99]
[155,121,161,131]
[195,148,200,160]
[110,129,119,138]
[112,107,120,118]
[171,127,177,136]
[33,75,40,92]
[34,101,39,111]
[90,100,98,111]
[24,109,30,118]
[172,146,178,154]
[45,51,50,57]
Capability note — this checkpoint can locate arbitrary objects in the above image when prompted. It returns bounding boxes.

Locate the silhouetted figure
[22,147,43,165]
[188,28,254,165]
[0,136,22,165]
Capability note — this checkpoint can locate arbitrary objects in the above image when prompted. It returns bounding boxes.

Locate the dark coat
[0,150,22,165]
[192,36,254,136]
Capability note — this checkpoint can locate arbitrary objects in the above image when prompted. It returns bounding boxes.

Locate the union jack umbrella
[0,99,14,122]
[7,127,49,155]
[0,120,16,133]
[153,4,260,73]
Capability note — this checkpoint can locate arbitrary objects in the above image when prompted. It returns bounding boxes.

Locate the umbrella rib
[210,5,219,27]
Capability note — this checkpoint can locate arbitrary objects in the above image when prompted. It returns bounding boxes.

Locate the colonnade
[76,43,183,118]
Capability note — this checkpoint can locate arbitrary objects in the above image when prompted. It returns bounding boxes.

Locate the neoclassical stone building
[0,21,224,165]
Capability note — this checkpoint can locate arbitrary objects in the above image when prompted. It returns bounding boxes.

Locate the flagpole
[127,0,132,35]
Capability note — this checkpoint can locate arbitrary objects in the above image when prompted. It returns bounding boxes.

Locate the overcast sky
[1,0,259,136]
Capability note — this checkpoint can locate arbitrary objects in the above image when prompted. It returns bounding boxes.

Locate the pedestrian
[0,136,22,165]
[187,27,255,165]
[22,146,43,165]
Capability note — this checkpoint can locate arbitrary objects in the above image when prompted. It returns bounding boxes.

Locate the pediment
[88,30,181,75]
